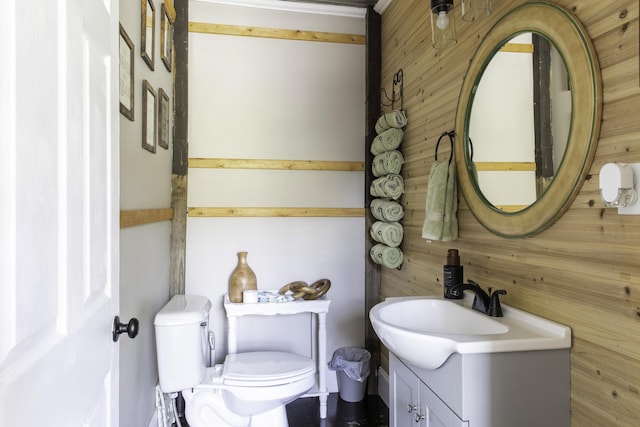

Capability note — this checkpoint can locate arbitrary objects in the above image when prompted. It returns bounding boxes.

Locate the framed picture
[142,80,157,153]
[141,0,155,71]
[160,3,174,72]
[158,88,170,149]
[119,24,134,121]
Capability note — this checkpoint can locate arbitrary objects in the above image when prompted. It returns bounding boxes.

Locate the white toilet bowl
[154,295,315,427]
[184,352,315,427]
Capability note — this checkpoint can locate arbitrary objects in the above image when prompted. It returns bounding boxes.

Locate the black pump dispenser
[443,249,463,299]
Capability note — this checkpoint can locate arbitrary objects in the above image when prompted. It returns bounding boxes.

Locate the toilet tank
[154,294,212,393]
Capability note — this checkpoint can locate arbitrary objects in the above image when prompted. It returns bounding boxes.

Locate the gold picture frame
[119,24,134,121]
[158,88,170,149]
[141,0,155,71]
[142,80,157,153]
[160,3,174,72]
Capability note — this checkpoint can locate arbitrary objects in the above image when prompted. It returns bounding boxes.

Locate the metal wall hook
[380,69,404,111]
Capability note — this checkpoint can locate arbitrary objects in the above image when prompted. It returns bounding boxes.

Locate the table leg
[227,315,237,354]
[318,312,327,418]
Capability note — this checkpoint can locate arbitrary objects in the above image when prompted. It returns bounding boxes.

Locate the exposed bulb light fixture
[436,11,450,30]
[431,0,456,49]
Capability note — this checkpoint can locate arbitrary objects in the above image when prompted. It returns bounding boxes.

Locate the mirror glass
[468,32,571,213]
[454,2,602,237]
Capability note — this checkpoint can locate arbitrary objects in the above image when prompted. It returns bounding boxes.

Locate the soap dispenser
[443,249,463,299]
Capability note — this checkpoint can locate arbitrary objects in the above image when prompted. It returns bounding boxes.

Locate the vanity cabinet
[389,350,570,427]
[391,354,467,427]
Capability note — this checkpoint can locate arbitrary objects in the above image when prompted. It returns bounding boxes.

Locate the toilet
[154,294,316,427]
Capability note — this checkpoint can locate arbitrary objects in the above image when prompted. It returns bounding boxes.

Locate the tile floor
[286,393,389,427]
[173,393,389,426]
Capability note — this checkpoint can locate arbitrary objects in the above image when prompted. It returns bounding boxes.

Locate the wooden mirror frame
[454,2,602,238]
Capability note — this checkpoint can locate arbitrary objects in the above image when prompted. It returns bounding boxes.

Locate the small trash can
[329,347,371,402]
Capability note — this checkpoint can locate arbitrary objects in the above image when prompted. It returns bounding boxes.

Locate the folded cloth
[370,198,404,222]
[255,291,294,303]
[370,221,403,247]
[372,150,404,177]
[370,174,404,200]
[421,160,458,241]
[375,110,408,134]
[371,128,404,155]
[370,243,403,269]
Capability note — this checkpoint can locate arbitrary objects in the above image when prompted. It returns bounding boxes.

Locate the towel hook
[381,69,404,111]
[435,130,455,165]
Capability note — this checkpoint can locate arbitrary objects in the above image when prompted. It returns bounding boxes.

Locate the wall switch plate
[618,162,640,215]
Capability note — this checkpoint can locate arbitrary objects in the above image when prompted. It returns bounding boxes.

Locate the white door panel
[0,0,119,425]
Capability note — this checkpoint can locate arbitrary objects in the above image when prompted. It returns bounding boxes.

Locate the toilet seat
[222,351,315,387]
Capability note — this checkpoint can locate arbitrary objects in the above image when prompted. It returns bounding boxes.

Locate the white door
[0,0,120,425]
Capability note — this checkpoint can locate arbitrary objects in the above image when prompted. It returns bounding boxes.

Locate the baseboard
[377,366,389,408]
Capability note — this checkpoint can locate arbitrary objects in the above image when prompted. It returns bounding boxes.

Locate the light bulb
[436,11,450,30]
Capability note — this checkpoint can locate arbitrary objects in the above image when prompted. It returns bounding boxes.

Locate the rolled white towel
[370,221,403,247]
[371,128,404,155]
[375,110,408,133]
[370,243,403,269]
[371,199,404,222]
[372,150,404,177]
[370,174,404,200]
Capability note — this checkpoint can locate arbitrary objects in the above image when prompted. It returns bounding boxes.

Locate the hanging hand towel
[375,110,407,134]
[370,221,403,247]
[421,159,458,241]
[370,174,404,200]
[372,150,404,177]
[370,243,404,269]
[371,128,404,155]
[370,199,404,222]
[441,160,459,241]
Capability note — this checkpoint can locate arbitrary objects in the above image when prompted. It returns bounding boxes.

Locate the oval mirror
[454,2,602,237]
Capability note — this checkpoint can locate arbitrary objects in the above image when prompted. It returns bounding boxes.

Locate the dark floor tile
[173,392,389,427]
[286,393,389,427]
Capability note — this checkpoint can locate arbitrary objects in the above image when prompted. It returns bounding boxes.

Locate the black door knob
[112,316,140,342]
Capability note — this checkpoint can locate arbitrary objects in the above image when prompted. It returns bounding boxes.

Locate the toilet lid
[223,351,315,386]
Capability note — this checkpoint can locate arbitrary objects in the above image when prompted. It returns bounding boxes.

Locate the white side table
[223,294,331,418]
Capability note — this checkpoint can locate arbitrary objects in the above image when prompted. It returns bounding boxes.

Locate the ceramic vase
[228,252,257,303]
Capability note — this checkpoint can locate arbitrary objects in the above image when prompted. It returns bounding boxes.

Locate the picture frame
[141,0,155,71]
[142,80,157,153]
[158,88,170,149]
[119,24,134,121]
[160,3,174,72]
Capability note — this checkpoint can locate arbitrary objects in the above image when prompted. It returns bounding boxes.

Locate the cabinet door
[390,355,422,426]
[419,383,469,427]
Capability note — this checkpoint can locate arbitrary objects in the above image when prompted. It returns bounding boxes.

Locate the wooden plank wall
[379,0,639,425]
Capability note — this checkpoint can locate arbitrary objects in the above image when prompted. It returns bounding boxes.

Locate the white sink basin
[376,298,509,335]
[369,296,571,370]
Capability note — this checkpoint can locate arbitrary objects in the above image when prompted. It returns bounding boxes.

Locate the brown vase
[228,252,257,303]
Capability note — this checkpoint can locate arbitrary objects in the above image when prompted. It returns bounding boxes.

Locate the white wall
[186,0,366,393]
[119,0,174,425]
[470,33,537,207]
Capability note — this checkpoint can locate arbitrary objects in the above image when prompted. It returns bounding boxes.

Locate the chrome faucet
[450,279,506,317]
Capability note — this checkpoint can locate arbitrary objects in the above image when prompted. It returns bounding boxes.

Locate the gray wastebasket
[329,347,371,402]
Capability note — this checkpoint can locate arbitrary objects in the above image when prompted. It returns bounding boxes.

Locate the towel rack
[380,69,403,112]
[435,130,455,165]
